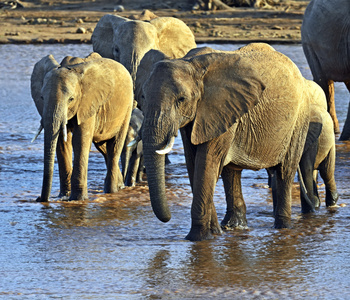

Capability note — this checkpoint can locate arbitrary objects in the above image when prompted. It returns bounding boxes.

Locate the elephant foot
[185,228,214,241]
[105,184,125,194]
[326,190,339,207]
[185,223,221,241]
[104,176,125,193]
[274,216,291,229]
[36,196,48,202]
[58,190,70,198]
[300,194,319,213]
[334,126,340,135]
[221,211,248,231]
[69,190,88,201]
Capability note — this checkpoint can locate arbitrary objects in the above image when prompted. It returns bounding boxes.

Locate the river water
[1,43,350,299]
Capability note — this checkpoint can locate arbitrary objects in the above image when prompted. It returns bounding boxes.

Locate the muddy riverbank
[0,0,309,44]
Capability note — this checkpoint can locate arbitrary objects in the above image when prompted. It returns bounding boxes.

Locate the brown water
[1,44,350,299]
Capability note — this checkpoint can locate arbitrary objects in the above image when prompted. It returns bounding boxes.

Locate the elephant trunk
[121,50,140,88]
[39,108,66,202]
[143,139,171,223]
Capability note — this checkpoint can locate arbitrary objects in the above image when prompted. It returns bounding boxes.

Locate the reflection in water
[1,44,350,298]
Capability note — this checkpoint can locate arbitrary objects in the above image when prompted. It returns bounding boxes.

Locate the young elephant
[31,54,133,202]
[121,107,144,186]
[141,43,316,241]
[298,80,339,212]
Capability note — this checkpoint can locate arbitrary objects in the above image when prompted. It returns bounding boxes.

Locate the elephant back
[150,17,197,58]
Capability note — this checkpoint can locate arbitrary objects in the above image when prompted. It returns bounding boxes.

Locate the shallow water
[1,44,350,299]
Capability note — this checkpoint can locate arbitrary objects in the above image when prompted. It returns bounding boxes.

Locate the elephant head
[91,14,197,83]
[141,52,265,222]
[31,55,120,201]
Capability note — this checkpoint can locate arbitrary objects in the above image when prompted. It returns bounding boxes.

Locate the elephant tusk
[127,139,138,148]
[62,125,68,142]
[136,140,143,155]
[156,136,175,155]
[31,124,43,143]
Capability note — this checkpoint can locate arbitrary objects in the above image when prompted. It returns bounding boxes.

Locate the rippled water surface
[1,44,350,299]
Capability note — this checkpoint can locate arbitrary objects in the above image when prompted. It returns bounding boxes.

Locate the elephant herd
[30,0,348,241]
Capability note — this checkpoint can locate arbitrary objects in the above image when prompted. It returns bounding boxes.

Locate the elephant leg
[125,150,140,186]
[94,142,108,165]
[305,42,339,134]
[326,80,339,134]
[180,126,196,191]
[339,81,350,140]
[220,167,248,230]
[299,143,319,212]
[70,121,94,200]
[121,145,132,182]
[318,148,339,207]
[272,165,294,229]
[136,155,144,182]
[185,142,224,241]
[56,130,72,198]
[104,137,124,193]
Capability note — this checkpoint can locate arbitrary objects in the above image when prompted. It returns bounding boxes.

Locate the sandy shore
[0,0,309,45]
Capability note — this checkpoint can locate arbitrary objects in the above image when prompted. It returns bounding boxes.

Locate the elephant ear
[31,55,60,116]
[150,17,197,58]
[75,59,116,125]
[190,53,265,145]
[91,14,128,59]
[135,49,170,108]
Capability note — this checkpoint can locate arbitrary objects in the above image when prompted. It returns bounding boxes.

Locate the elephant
[298,80,339,212]
[91,13,197,85]
[140,42,318,241]
[121,107,144,186]
[31,53,133,202]
[301,0,350,139]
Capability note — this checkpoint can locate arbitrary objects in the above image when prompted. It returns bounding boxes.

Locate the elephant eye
[178,96,185,103]
[68,96,74,103]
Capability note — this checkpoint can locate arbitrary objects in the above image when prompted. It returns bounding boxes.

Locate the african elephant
[141,43,316,241]
[298,80,339,212]
[91,13,197,85]
[31,54,133,202]
[121,107,144,186]
[301,0,350,139]
[31,52,101,198]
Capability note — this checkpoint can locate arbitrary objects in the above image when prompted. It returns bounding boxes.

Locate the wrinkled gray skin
[298,80,339,212]
[141,43,315,241]
[91,14,197,85]
[31,54,133,201]
[135,47,222,109]
[121,107,144,186]
[301,0,350,139]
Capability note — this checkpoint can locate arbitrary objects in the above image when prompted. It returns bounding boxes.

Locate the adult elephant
[141,43,316,241]
[91,13,197,84]
[301,0,350,139]
[31,54,133,202]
